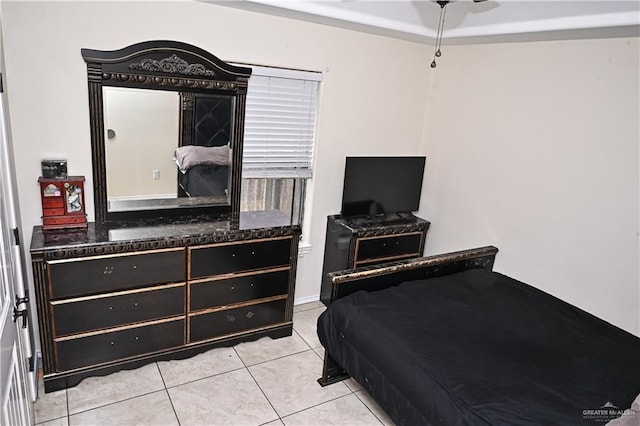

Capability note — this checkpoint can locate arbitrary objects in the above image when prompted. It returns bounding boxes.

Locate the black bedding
[178,164,228,197]
[317,269,640,425]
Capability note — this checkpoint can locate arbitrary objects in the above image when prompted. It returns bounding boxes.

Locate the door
[0,68,34,424]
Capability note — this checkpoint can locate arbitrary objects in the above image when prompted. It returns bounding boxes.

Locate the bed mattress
[178,164,228,197]
[317,269,640,425]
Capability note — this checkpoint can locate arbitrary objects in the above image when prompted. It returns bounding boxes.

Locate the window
[240,66,321,225]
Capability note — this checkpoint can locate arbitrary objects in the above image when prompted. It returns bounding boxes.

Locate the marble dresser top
[31,210,300,253]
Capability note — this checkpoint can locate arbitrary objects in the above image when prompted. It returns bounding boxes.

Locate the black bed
[178,164,229,197]
[317,246,640,425]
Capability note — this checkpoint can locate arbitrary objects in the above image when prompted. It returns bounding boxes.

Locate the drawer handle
[103,266,114,275]
[246,312,254,319]
[226,315,235,322]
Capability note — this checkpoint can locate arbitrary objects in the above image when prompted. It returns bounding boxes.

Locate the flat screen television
[341,156,426,218]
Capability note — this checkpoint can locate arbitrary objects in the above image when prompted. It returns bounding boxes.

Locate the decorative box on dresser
[320,214,430,306]
[31,212,300,392]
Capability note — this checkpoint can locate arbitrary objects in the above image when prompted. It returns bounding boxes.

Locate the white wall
[0,1,431,317]
[104,87,178,198]
[419,37,640,335]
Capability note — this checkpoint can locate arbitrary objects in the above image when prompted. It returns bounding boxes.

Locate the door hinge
[12,227,20,246]
[29,355,38,373]
[13,295,29,329]
[0,73,4,93]
[13,307,28,328]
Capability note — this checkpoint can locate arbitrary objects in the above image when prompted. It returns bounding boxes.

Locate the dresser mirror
[82,41,251,224]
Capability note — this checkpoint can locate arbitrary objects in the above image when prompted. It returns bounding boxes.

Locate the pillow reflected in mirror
[174,144,232,173]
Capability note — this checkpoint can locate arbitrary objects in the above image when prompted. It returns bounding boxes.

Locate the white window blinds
[242,66,322,179]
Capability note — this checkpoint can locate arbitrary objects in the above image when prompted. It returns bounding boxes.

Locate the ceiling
[213,0,640,44]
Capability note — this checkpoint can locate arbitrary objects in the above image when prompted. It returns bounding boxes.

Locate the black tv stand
[320,214,430,306]
[381,212,417,224]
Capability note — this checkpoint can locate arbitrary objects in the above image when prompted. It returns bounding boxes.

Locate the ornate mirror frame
[81,40,252,225]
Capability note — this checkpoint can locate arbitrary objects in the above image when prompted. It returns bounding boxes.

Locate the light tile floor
[34,301,396,426]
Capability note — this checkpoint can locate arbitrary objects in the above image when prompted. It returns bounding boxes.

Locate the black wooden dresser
[31,211,300,392]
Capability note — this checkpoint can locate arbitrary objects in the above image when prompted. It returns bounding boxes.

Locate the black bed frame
[318,245,499,386]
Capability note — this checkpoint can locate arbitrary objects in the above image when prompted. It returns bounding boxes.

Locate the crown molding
[216,1,640,43]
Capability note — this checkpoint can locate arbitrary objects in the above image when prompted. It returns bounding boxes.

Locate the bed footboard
[318,245,498,387]
[327,245,498,304]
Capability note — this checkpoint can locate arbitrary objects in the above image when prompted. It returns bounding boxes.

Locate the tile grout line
[33,379,70,426]
[278,392,361,423]
[65,388,167,418]
[241,333,358,424]
[65,386,70,424]
[353,391,387,425]
[292,302,323,314]
[282,327,386,424]
[235,330,314,370]
[156,362,182,426]
[234,328,333,425]
[235,346,283,425]
[163,364,247,390]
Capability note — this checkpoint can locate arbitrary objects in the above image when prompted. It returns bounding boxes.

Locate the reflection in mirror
[104,87,178,211]
[82,41,252,224]
[176,93,234,201]
[103,87,233,212]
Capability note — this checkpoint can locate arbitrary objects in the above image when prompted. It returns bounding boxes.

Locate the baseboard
[294,294,320,305]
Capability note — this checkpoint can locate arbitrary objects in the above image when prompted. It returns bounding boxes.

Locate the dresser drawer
[189,238,292,279]
[355,232,422,263]
[48,249,185,299]
[51,283,185,337]
[189,299,286,342]
[190,269,289,311]
[42,198,64,209]
[43,208,65,217]
[55,318,184,371]
[43,216,86,226]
